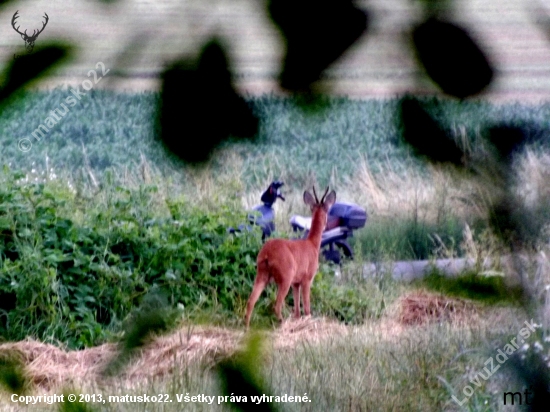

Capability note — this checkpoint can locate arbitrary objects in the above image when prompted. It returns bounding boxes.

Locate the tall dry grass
[69,138,550,263]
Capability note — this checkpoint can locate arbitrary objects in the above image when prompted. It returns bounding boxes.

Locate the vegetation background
[0,0,550,411]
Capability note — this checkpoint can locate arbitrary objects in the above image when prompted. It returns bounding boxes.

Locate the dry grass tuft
[343,154,485,223]
[274,316,348,348]
[0,340,117,390]
[0,318,347,391]
[396,290,480,326]
[0,327,241,390]
[123,326,241,380]
[515,148,550,209]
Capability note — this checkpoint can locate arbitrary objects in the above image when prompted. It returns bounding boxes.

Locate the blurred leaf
[485,122,547,163]
[487,196,549,247]
[416,0,452,14]
[506,351,550,412]
[216,333,277,412]
[398,96,465,166]
[0,353,28,395]
[412,17,493,98]
[101,33,149,90]
[268,0,368,92]
[157,38,258,165]
[530,2,550,44]
[487,125,526,162]
[0,43,72,105]
[102,290,180,377]
[59,390,96,412]
[122,291,178,351]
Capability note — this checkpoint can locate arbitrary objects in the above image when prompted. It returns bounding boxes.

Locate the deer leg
[274,280,292,324]
[301,280,312,317]
[292,284,301,318]
[245,275,268,329]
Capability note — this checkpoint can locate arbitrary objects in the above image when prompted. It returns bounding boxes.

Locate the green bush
[0,167,263,349]
[310,263,403,325]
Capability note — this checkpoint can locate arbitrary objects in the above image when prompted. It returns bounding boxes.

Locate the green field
[3,90,550,183]
[3,92,550,263]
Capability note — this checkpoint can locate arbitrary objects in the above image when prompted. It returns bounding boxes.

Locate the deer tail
[256,255,272,283]
[258,256,269,271]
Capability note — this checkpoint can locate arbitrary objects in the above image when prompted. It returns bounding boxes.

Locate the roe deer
[244,186,336,328]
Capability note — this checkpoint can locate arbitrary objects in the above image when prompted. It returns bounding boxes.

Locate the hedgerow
[0,167,262,349]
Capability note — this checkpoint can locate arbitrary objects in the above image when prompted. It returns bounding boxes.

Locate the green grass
[414,270,525,305]
[352,215,467,261]
[0,165,406,349]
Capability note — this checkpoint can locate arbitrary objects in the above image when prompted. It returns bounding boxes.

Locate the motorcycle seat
[289,215,312,230]
[290,214,341,231]
[322,227,347,239]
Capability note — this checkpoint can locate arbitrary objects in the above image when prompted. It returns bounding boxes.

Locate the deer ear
[323,190,336,209]
[303,191,316,207]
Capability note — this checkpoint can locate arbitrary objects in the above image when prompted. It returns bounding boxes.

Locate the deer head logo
[11,10,49,53]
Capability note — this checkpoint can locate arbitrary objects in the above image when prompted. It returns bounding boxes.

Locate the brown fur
[244,186,336,328]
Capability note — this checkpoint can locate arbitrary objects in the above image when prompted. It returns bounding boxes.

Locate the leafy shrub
[0,165,405,346]
[0,167,262,349]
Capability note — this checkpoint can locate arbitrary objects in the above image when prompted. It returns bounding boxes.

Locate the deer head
[304,186,336,227]
[11,11,49,53]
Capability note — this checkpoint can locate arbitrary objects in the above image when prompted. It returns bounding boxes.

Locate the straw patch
[0,318,347,390]
[395,290,480,326]
[0,340,117,390]
[275,316,348,348]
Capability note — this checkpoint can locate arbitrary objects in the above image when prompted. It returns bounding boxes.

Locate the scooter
[228,180,285,241]
[290,200,367,264]
[230,181,367,265]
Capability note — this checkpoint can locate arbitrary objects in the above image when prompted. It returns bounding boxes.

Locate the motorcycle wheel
[322,241,353,265]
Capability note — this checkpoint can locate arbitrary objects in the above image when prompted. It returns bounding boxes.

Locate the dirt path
[364,254,547,282]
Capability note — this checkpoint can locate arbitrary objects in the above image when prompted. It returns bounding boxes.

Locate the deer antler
[34,13,49,38]
[11,11,49,53]
[11,11,24,36]
[320,186,330,203]
[312,186,319,203]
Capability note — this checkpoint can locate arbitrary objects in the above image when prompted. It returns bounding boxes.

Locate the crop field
[1,0,550,411]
